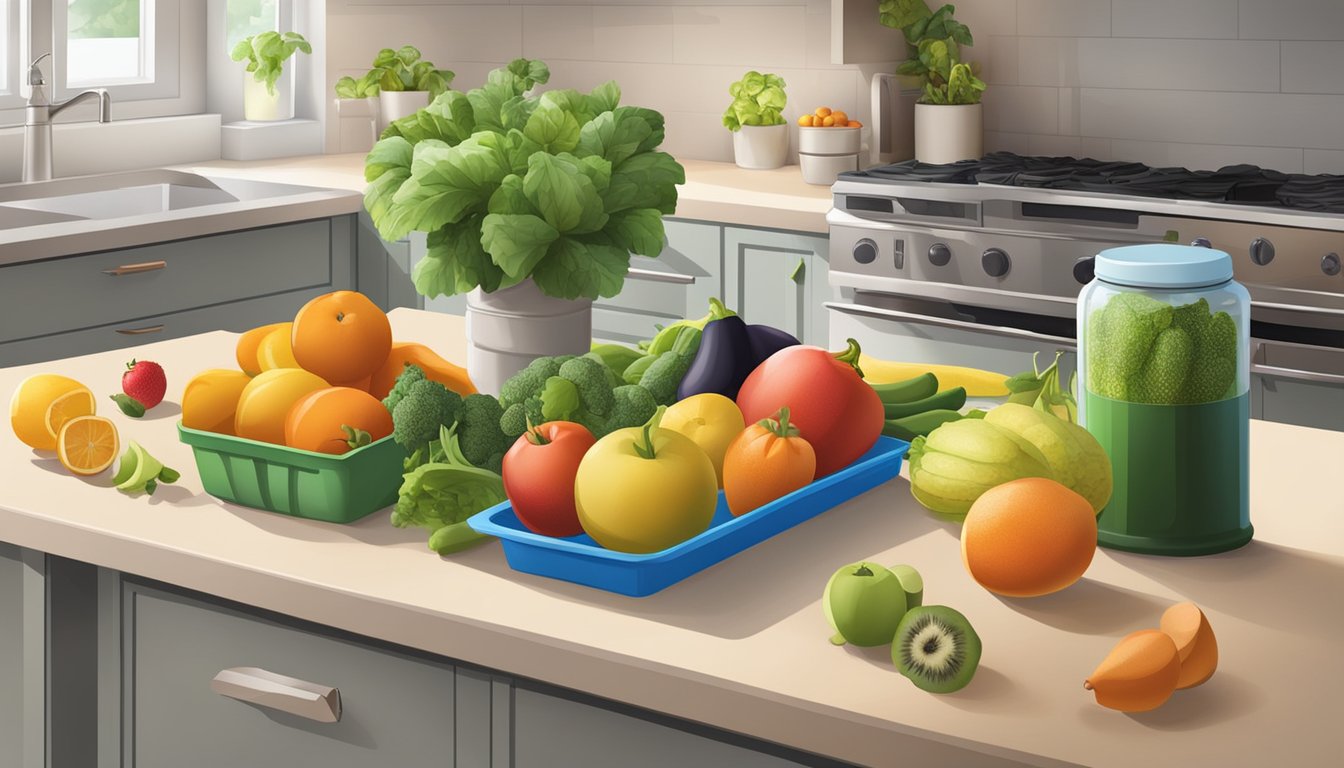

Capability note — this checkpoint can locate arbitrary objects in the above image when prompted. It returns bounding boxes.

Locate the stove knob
[1191,237,1212,248]
[1323,253,1342,276]
[1250,237,1275,266]
[852,238,878,265]
[1073,257,1096,284]
[928,242,952,267]
[982,248,1011,278]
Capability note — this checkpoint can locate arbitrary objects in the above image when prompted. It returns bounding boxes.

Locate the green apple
[889,564,924,608]
[823,561,908,647]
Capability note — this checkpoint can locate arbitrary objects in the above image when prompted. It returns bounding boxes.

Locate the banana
[858,354,1011,398]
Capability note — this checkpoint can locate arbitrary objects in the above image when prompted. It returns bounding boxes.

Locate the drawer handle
[210,667,342,723]
[114,324,165,335]
[102,260,167,276]
[625,267,696,285]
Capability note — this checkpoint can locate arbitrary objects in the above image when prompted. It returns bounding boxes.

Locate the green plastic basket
[177,423,406,524]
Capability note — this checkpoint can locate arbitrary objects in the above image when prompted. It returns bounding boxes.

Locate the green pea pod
[882,387,967,420]
[428,521,493,555]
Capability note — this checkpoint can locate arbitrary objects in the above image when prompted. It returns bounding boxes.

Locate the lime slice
[116,441,164,493]
[110,444,140,486]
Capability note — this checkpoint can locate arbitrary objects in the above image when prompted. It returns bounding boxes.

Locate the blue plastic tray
[467,436,910,597]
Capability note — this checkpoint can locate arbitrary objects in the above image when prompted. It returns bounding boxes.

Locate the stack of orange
[798,106,862,128]
[180,290,476,455]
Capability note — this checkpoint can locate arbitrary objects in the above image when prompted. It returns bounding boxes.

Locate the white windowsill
[0,114,231,184]
[220,118,324,161]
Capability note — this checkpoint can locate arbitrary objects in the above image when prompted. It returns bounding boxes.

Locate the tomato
[573,415,719,554]
[736,339,884,478]
[722,407,816,516]
[502,421,597,537]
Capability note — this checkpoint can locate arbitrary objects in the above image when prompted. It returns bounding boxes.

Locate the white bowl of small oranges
[798,106,862,184]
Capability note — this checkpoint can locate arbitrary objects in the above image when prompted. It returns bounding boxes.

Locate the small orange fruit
[181,369,253,434]
[821,115,836,127]
[798,114,814,127]
[256,324,302,371]
[961,477,1097,597]
[236,322,288,376]
[830,110,849,125]
[814,106,832,118]
[848,120,863,128]
[234,368,330,445]
[291,291,392,385]
[284,387,394,454]
[57,415,119,475]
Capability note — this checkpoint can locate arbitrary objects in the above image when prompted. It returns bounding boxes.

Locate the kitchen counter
[178,154,835,234]
[2,308,1341,768]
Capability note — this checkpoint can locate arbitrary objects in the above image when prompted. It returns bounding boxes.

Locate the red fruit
[122,359,167,409]
[502,421,597,537]
[735,339,884,478]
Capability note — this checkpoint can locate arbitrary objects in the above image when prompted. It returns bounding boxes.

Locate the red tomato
[735,339,884,478]
[502,421,597,537]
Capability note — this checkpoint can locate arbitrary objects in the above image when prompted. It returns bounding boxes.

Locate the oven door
[825,292,1078,402]
[1251,338,1344,431]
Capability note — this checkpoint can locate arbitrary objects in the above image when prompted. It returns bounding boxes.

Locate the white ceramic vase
[914,103,983,164]
[732,124,789,170]
[378,90,431,134]
[242,72,294,122]
[465,279,594,397]
[334,97,380,152]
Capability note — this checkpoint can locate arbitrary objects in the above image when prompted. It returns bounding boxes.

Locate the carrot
[722,407,817,517]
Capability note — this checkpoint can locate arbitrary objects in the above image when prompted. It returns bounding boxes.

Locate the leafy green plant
[231,31,312,96]
[363,58,685,303]
[879,1,986,105]
[334,70,381,99]
[721,71,788,131]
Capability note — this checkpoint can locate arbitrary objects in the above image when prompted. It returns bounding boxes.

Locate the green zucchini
[882,387,967,420]
[869,372,939,404]
[881,409,965,441]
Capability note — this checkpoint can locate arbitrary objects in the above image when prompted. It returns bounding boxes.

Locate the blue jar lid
[1094,244,1234,289]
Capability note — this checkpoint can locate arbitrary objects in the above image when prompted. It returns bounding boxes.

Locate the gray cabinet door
[123,584,456,768]
[1253,340,1344,431]
[723,227,829,346]
[592,219,722,344]
[0,544,43,768]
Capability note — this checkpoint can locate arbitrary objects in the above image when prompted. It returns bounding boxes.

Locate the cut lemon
[10,373,89,450]
[57,416,119,476]
[44,388,97,443]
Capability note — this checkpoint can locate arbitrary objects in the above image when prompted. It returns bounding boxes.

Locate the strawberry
[122,359,166,409]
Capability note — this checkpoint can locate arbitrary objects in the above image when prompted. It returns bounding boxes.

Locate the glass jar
[1077,244,1252,556]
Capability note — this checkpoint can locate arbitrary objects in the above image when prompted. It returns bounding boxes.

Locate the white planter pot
[378,90,432,134]
[797,126,862,156]
[732,124,789,170]
[914,102,983,164]
[799,153,858,185]
[334,97,379,153]
[242,72,294,122]
[465,279,594,397]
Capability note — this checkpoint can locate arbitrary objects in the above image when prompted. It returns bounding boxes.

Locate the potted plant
[352,46,455,134]
[333,70,381,153]
[231,31,312,122]
[363,58,686,395]
[880,1,986,163]
[722,71,789,170]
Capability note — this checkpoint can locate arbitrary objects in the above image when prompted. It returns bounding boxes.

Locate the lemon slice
[57,416,119,476]
[44,388,96,443]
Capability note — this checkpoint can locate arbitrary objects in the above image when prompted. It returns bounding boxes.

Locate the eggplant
[676,313,755,401]
[746,324,801,365]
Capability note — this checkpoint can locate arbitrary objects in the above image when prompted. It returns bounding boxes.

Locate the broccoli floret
[638,328,699,405]
[499,355,576,409]
[392,379,462,457]
[558,356,614,416]
[457,394,509,474]
[605,385,658,435]
[382,363,426,412]
[499,396,545,439]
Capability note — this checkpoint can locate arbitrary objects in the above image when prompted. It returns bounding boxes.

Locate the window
[0,0,16,108]
[65,0,151,86]
[227,0,280,48]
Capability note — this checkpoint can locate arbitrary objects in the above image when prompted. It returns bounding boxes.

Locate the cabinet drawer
[0,220,333,343]
[124,585,455,768]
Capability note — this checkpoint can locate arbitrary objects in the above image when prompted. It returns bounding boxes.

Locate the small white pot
[335,97,379,152]
[914,102,983,164]
[242,72,294,121]
[732,124,789,170]
[378,90,432,134]
[799,153,858,185]
[465,278,594,397]
[798,126,862,156]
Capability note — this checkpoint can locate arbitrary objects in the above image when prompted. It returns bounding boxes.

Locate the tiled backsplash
[326,0,1344,174]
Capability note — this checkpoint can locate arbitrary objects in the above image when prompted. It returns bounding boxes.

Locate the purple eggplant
[746,324,801,365]
[676,309,754,401]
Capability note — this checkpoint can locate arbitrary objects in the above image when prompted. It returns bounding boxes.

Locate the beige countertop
[179,154,835,234]
[2,309,1341,768]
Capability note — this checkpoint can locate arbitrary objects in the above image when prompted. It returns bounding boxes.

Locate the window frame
[50,0,178,102]
[0,0,21,110]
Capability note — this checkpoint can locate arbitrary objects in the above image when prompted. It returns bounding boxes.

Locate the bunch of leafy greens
[879,1,986,105]
[721,71,788,131]
[1004,351,1078,423]
[231,31,312,96]
[364,58,686,302]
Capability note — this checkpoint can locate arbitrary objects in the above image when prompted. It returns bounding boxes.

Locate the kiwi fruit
[892,605,981,694]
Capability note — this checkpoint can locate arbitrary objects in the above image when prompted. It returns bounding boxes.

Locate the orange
[848,120,863,128]
[11,374,91,450]
[814,106,832,118]
[236,322,289,376]
[284,387,394,454]
[960,477,1097,597]
[256,324,302,371]
[830,110,849,125]
[181,369,253,434]
[234,368,330,445]
[291,291,392,385]
[45,388,97,445]
[798,114,814,127]
[57,415,119,475]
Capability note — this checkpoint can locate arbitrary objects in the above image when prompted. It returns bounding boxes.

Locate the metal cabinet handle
[824,301,1077,349]
[114,324,164,335]
[625,267,696,285]
[210,667,341,723]
[1250,300,1344,318]
[102,260,167,276]
[1250,363,1344,385]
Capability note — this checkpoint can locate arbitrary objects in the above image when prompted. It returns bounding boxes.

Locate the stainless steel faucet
[22,53,111,182]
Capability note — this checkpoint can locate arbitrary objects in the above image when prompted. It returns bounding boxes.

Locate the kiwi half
[892,605,981,694]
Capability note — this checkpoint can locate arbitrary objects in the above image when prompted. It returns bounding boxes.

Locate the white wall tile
[1079,136,1113,160]
[326,6,523,69]
[1304,149,1344,174]
[1112,0,1238,39]
[1017,0,1110,37]
[590,6,674,63]
[672,6,807,69]
[1077,39,1280,92]
[1109,139,1305,172]
[985,131,1082,156]
[523,6,595,62]
[1018,36,1069,86]
[953,0,1019,37]
[971,35,1019,86]
[1081,89,1344,150]
[1282,42,1344,94]
[982,85,1059,134]
[663,111,734,164]
[1058,86,1079,135]
[1239,0,1344,40]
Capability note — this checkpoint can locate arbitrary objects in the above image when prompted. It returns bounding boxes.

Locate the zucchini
[869,372,939,404]
[882,409,964,441]
[882,386,967,420]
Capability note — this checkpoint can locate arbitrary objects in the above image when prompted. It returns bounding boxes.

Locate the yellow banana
[858,354,1011,397]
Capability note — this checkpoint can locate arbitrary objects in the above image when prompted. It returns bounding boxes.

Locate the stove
[824,153,1344,427]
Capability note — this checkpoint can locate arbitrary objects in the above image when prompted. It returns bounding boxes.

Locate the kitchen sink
[0,170,237,223]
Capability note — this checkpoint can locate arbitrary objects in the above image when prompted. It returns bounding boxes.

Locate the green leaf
[487,174,537,216]
[365,136,413,182]
[604,151,685,215]
[521,153,606,233]
[500,96,538,131]
[396,45,421,68]
[482,213,561,280]
[523,100,582,154]
[606,209,665,257]
[390,136,510,233]
[530,237,631,300]
[576,110,653,167]
[110,393,145,418]
[416,217,507,297]
[575,155,612,194]
[878,0,932,30]
[373,48,399,68]
[364,137,415,240]
[589,81,621,114]
[334,76,359,99]
[724,70,788,127]
[466,81,514,134]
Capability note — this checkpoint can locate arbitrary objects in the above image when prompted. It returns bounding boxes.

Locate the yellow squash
[858,354,1010,397]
